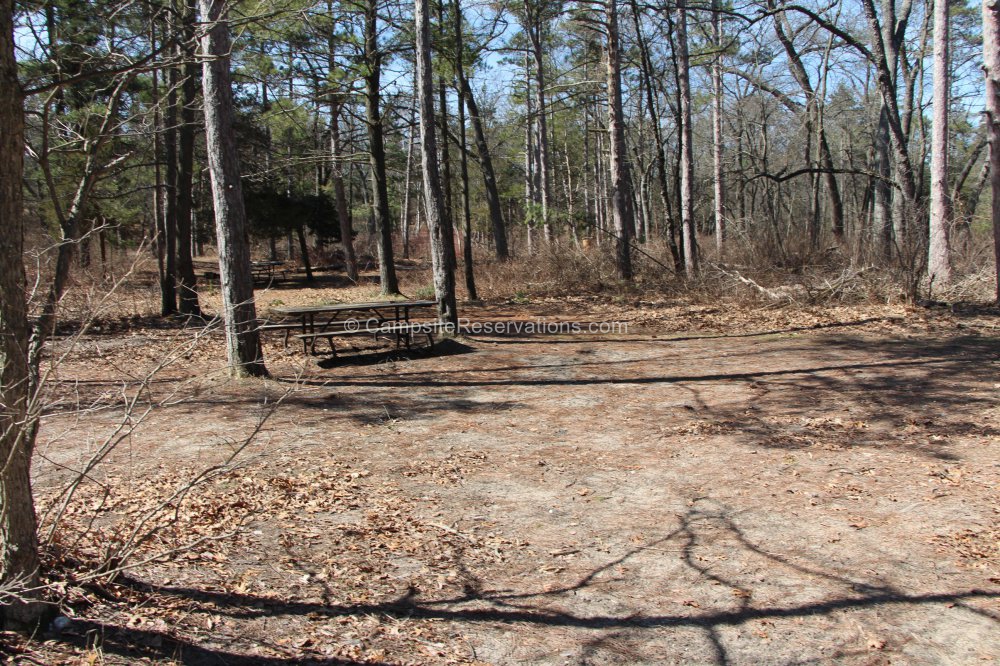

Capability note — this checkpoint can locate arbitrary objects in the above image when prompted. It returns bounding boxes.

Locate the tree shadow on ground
[299,334,997,460]
[466,315,907,345]
[49,500,999,664]
[313,338,475,369]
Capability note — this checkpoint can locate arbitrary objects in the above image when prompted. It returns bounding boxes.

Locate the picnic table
[267,299,442,354]
[251,260,288,283]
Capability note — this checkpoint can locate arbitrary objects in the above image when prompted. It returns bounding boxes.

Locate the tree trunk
[296,224,314,281]
[873,104,894,257]
[401,88,416,259]
[0,0,42,627]
[458,76,509,260]
[676,0,698,276]
[629,0,681,270]
[329,104,358,282]
[437,2,455,266]
[984,0,1000,303]
[177,0,200,315]
[199,0,267,378]
[458,93,477,300]
[770,3,845,246]
[416,0,458,325]
[861,0,920,242]
[163,20,179,316]
[523,1,551,241]
[524,56,535,253]
[606,0,633,280]
[151,19,167,296]
[928,0,952,289]
[454,0,477,299]
[363,0,399,295]
[711,0,725,255]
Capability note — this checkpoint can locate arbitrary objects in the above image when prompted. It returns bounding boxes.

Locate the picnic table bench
[267,299,443,355]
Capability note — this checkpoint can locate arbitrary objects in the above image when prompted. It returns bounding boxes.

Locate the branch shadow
[313,338,475,368]
[51,499,999,664]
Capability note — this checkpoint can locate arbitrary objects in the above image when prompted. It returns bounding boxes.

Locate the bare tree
[454,0,478,299]
[177,0,201,315]
[455,0,509,260]
[984,0,1000,303]
[676,0,698,276]
[520,0,554,241]
[711,0,726,254]
[629,0,681,269]
[416,0,458,324]
[928,0,953,289]
[362,0,400,295]
[199,0,267,377]
[606,0,633,279]
[0,0,41,628]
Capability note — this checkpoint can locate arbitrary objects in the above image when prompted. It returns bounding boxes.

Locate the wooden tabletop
[271,300,437,316]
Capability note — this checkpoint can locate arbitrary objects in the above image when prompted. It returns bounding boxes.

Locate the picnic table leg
[303,314,312,355]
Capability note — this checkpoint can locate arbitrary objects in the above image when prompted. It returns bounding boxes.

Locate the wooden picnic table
[268,299,440,354]
[251,260,287,283]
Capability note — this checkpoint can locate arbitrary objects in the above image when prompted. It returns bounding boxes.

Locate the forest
[0,0,998,663]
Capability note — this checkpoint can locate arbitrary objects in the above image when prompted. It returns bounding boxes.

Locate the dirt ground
[4,285,999,665]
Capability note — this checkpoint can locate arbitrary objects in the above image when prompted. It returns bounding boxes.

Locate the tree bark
[860,0,920,236]
[363,0,399,295]
[330,102,358,281]
[416,0,458,325]
[523,0,551,241]
[676,0,698,276]
[983,0,1000,303]
[0,0,42,627]
[162,17,179,316]
[458,75,509,260]
[177,0,200,315]
[629,0,681,270]
[770,4,845,246]
[712,0,726,255]
[457,82,477,300]
[928,0,952,289]
[454,0,477,299]
[199,0,267,378]
[606,0,633,280]
[401,89,416,259]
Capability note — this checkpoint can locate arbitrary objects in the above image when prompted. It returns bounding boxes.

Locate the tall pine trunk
[454,0,477,298]
[457,70,509,259]
[363,0,399,295]
[629,0,681,270]
[928,0,953,289]
[177,0,200,315]
[330,102,358,282]
[0,0,42,627]
[162,20,179,316]
[199,0,267,377]
[416,0,458,324]
[523,1,551,241]
[606,0,633,280]
[711,0,725,255]
[983,0,1000,303]
[676,0,698,275]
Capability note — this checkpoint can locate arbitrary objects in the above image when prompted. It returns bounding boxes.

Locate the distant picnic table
[266,299,443,355]
[251,260,288,283]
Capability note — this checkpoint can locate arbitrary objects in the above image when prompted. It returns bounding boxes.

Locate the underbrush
[470,229,999,308]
